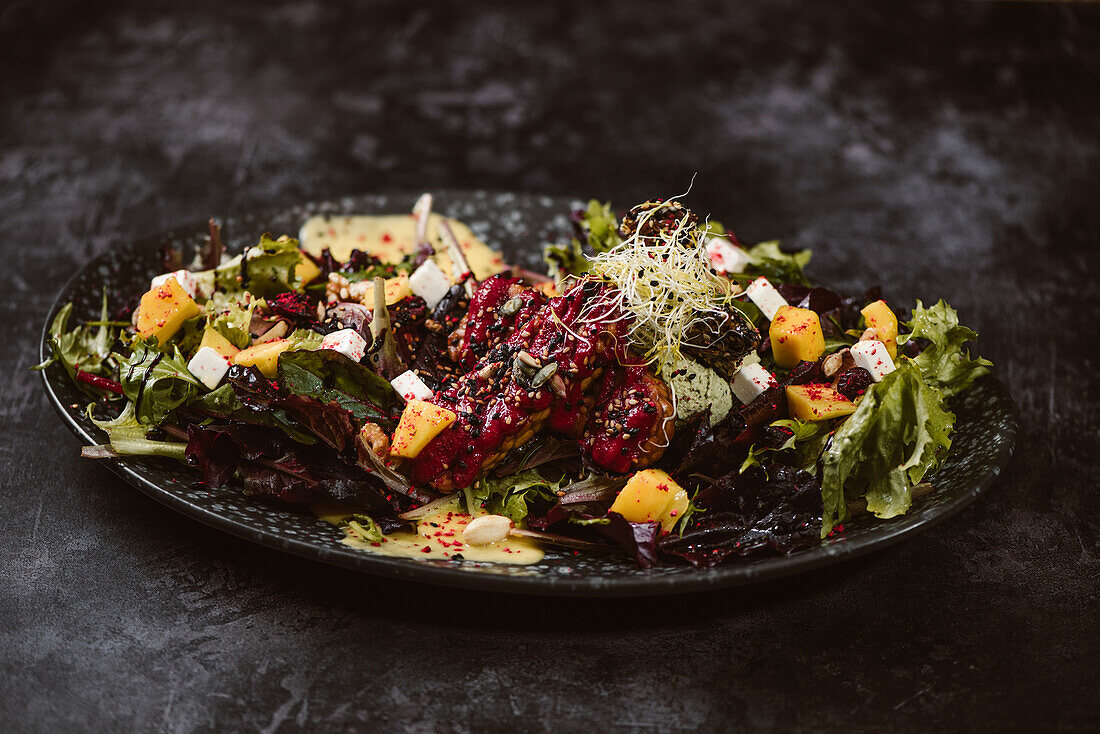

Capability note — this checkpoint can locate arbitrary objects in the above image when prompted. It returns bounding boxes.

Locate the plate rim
[38,190,1019,597]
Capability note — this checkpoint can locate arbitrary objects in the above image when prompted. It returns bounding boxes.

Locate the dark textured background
[3,1,1098,732]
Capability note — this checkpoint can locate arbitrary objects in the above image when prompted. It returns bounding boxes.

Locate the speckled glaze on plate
[39,191,1018,596]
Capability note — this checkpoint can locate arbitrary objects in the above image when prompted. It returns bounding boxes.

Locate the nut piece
[356,422,390,461]
[462,514,514,546]
[859,327,877,341]
[822,350,848,378]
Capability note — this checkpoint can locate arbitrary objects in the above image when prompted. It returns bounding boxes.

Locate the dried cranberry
[760,424,795,449]
[340,249,383,273]
[783,360,824,386]
[314,248,341,278]
[835,367,873,400]
[739,386,785,427]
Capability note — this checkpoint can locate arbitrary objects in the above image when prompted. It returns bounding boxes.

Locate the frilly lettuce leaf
[821,361,954,536]
[903,299,992,398]
[544,237,589,280]
[581,199,621,254]
[205,292,256,349]
[740,419,830,475]
[284,328,324,351]
[215,234,302,296]
[743,240,812,286]
[34,293,117,379]
[463,468,564,522]
[544,199,622,280]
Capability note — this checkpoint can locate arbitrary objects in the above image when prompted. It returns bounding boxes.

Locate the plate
[39,190,1018,596]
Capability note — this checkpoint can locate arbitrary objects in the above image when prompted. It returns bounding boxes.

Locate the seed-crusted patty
[409,279,675,490]
[446,274,545,369]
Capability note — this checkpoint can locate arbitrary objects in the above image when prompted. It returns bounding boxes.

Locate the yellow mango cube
[861,300,898,359]
[136,277,203,346]
[362,273,412,309]
[232,339,293,378]
[390,400,457,459]
[769,305,825,369]
[199,327,240,359]
[295,250,322,285]
[609,469,690,533]
[786,384,857,421]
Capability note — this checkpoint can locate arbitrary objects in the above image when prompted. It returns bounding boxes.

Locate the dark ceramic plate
[40,191,1017,596]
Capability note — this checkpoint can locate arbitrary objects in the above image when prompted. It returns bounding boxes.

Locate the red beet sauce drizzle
[409,278,671,488]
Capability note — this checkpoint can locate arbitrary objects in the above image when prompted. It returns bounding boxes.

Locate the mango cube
[136,277,203,346]
[609,469,690,533]
[861,300,898,359]
[199,327,240,359]
[295,250,322,285]
[390,400,457,459]
[769,305,825,369]
[232,339,293,378]
[786,384,857,421]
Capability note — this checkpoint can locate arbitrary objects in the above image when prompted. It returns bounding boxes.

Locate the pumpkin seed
[530,362,559,389]
[512,356,536,384]
[500,296,524,316]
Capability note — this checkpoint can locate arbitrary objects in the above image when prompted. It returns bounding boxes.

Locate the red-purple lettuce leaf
[660,463,821,567]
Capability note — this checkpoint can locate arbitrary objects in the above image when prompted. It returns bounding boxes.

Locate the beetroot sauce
[409,279,673,489]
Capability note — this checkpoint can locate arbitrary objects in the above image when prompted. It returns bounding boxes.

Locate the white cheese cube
[151,269,198,298]
[408,259,452,310]
[735,350,761,371]
[390,370,434,402]
[320,328,368,362]
[187,346,232,390]
[850,340,896,382]
[706,236,751,274]
[745,276,788,320]
[731,363,778,404]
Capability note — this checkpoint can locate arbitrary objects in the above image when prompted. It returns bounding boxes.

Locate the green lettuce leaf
[284,328,324,351]
[215,234,302,296]
[701,219,727,237]
[544,237,589,280]
[581,199,622,254]
[463,469,563,522]
[342,254,416,283]
[343,514,384,542]
[205,292,257,349]
[188,383,242,416]
[903,300,992,398]
[277,349,402,430]
[34,293,118,378]
[741,419,831,475]
[115,341,203,424]
[820,361,954,536]
[86,403,188,459]
[543,199,622,279]
[744,241,812,285]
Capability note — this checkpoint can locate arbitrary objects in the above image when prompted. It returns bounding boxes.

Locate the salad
[39,194,992,568]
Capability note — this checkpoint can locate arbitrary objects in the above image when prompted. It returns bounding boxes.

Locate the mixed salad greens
[39,195,991,567]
